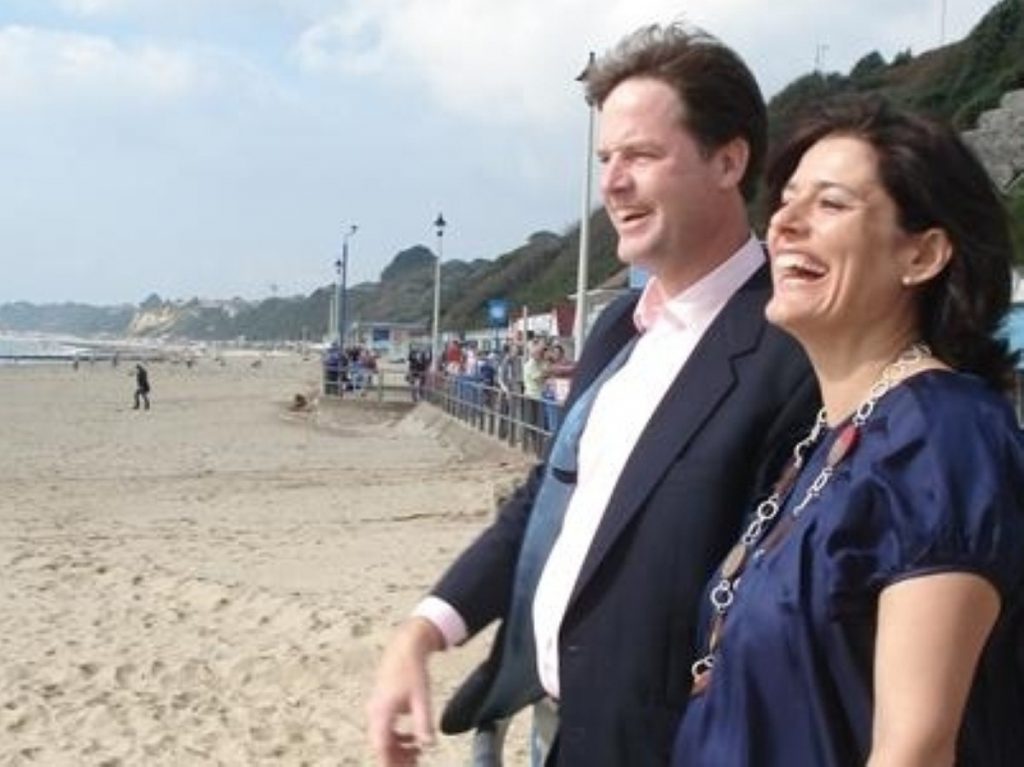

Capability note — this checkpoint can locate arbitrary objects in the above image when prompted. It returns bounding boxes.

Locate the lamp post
[431,213,446,370]
[333,259,342,344]
[328,280,337,344]
[338,224,358,347]
[573,52,596,360]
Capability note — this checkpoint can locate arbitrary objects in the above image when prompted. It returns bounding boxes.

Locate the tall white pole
[573,52,596,361]
[431,213,446,369]
[340,224,357,347]
[329,284,337,343]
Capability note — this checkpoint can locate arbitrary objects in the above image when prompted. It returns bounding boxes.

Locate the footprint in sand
[113,663,135,687]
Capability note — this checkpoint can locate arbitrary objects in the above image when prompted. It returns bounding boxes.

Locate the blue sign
[487,299,509,327]
[1002,304,1024,370]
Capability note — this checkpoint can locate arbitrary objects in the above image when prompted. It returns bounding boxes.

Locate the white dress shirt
[415,236,765,699]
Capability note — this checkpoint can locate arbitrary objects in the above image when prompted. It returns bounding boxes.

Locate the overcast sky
[0,0,1000,305]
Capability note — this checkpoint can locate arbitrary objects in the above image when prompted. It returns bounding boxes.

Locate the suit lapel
[568,266,772,608]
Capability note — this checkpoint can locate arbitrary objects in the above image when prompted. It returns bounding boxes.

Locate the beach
[0,355,534,765]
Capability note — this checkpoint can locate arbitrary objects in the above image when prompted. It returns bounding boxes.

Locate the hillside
[2,0,1021,341]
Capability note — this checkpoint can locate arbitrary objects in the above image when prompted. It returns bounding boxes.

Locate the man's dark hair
[585,23,767,201]
[765,94,1018,389]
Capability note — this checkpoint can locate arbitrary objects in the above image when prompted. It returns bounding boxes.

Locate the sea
[0,334,91,363]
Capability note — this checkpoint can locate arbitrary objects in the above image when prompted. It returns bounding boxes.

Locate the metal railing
[320,364,407,403]
[422,372,561,458]
[318,367,562,455]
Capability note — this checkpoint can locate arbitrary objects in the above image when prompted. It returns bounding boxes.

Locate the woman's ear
[902,228,952,287]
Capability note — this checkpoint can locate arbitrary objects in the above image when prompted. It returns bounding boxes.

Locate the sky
[0,0,1002,306]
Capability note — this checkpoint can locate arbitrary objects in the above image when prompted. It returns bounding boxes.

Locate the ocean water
[0,335,86,361]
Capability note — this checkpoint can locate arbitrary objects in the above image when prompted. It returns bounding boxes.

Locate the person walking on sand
[133,364,151,410]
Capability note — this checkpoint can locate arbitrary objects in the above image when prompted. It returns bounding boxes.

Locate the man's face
[597,77,724,282]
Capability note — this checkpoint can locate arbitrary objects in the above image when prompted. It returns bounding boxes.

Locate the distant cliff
[0,218,621,342]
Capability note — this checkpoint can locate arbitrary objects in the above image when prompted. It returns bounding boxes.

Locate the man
[521,338,549,451]
[368,23,818,766]
[133,363,151,410]
[407,348,427,402]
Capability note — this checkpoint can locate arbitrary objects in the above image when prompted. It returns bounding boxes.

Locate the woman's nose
[769,198,805,239]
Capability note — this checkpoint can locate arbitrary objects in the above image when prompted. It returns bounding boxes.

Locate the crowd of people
[322,343,379,395]
[423,338,575,443]
[365,21,1023,767]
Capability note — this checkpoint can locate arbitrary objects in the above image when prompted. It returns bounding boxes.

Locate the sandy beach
[0,355,534,765]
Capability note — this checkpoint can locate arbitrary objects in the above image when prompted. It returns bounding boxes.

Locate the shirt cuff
[412,596,468,649]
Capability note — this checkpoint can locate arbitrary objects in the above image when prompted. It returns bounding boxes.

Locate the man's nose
[600,156,628,197]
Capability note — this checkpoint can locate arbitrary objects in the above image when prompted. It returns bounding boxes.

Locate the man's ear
[714,137,750,192]
[902,228,953,287]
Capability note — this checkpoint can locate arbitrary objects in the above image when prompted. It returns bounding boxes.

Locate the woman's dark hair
[765,94,1018,389]
[585,23,767,202]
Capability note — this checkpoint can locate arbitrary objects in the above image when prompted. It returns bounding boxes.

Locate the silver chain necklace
[690,342,932,696]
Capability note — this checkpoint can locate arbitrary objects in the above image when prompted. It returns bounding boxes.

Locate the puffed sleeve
[825,378,1024,615]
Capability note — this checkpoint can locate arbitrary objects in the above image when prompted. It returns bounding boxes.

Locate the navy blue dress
[673,371,1024,766]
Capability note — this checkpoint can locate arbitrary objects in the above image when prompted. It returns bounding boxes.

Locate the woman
[673,96,1024,765]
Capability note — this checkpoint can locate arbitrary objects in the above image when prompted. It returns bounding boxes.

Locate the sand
[0,355,535,765]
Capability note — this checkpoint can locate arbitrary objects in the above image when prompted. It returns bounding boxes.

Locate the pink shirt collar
[633,235,765,333]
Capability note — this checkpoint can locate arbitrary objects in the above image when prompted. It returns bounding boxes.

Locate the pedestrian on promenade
[521,338,549,451]
[407,349,427,402]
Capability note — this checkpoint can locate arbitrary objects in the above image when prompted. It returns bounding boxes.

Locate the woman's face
[765,134,921,344]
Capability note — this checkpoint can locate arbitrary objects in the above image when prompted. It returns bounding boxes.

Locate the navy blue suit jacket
[437,264,819,765]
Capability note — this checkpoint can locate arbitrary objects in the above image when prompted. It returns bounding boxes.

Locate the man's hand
[367,617,445,766]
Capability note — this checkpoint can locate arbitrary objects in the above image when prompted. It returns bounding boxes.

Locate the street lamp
[573,52,596,360]
[338,224,358,346]
[328,277,337,344]
[333,258,342,344]
[431,213,446,369]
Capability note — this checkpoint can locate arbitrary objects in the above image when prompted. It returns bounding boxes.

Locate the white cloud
[57,0,130,15]
[292,0,998,128]
[0,24,286,111]
[295,5,389,76]
[295,0,694,127]
[0,26,199,105]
